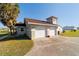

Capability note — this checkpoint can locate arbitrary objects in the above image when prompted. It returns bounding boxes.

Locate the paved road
[25,36,79,56]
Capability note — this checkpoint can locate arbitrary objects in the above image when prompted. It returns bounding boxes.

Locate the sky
[1,3,79,28]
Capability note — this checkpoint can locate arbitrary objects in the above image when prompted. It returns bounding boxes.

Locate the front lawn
[0,32,33,56]
[0,34,8,37]
[0,35,33,56]
[61,30,79,37]
[0,34,33,56]
[0,31,9,37]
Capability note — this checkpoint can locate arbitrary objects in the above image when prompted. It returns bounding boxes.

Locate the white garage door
[49,29,55,37]
[35,30,45,39]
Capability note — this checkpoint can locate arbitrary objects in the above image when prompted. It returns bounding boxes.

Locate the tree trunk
[9,27,12,35]
[9,26,13,35]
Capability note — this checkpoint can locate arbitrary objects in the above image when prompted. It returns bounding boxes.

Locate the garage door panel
[48,27,55,37]
[33,26,56,39]
[35,30,45,39]
[49,30,55,36]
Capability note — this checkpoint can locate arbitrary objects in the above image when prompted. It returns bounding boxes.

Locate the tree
[0,3,20,34]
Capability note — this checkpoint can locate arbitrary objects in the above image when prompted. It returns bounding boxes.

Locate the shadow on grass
[0,34,8,37]
[0,34,31,42]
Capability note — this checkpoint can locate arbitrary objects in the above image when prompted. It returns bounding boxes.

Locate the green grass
[0,34,33,56]
[0,31,9,34]
[61,30,79,37]
[0,40,33,56]
[0,30,9,37]
[0,30,33,56]
[0,27,34,55]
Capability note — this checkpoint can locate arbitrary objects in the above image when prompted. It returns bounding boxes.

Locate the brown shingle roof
[15,23,26,26]
[24,18,58,27]
[24,18,49,24]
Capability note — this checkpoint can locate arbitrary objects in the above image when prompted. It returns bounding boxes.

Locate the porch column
[31,29,35,40]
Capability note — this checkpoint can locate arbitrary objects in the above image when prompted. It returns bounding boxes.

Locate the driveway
[25,36,79,56]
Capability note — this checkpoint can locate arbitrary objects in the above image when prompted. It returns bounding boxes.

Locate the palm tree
[0,3,20,34]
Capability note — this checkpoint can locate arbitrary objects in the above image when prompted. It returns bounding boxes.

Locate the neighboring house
[15,16,62,39]
[77,27,79,30]
[63,26,77,30]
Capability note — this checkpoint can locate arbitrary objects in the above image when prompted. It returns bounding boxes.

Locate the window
[21,28,24,32]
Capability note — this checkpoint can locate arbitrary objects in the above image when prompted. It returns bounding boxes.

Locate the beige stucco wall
[30,25,57,39]
[57,26,63,34]
[16,24,58,39]
[26,25,31,39]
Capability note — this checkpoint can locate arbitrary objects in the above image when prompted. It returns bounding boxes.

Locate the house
[15,16,62,39]
[77,27,79,30]
[63,26,77,31]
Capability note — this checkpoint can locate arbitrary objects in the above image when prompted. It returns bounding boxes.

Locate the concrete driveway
[25,36,79,56]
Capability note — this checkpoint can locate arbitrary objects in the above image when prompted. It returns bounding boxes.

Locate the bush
[71,29,76,32]
[63,30,65,33]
